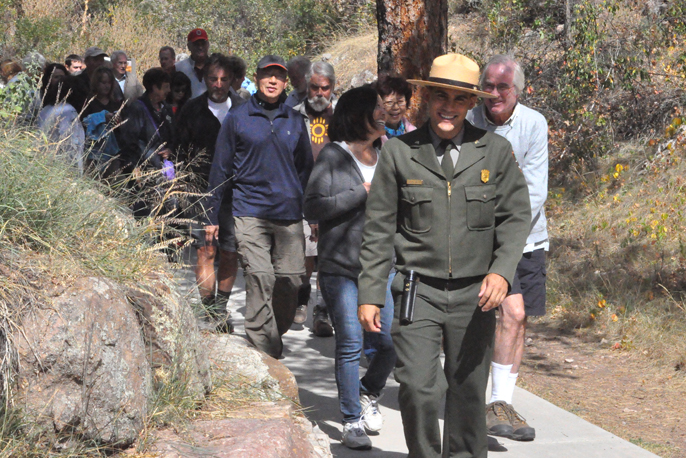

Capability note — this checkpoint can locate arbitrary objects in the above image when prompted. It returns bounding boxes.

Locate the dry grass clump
[1,0,178,74]
[317,28,377,91]
[546,119,686,368]
[75,1,176,77]
[0,126,167,282]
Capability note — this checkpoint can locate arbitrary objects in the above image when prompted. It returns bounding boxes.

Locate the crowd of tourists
[0,27,549,457]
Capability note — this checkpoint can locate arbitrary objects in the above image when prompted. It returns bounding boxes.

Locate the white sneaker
[342,421,372,450]
[360,393,383,432]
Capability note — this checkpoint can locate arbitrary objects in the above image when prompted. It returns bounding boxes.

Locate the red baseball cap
[187,28,208,42]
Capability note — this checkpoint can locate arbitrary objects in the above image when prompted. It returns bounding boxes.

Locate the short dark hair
[65,54,83,67]
[166,71,192,105]
[329,85,380,144]
[226,55,247,79]
[142,67,171,92]
[374,74,413,105]
[203,53,234,79]
[159,46,175,58]
[89,66,115,98]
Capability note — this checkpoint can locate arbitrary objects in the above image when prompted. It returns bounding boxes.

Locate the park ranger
[357,54,531,458]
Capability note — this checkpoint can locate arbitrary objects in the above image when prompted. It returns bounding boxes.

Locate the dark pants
[391,273,496,458]
[234,217,305,358]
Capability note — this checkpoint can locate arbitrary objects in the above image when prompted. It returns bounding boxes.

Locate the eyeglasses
[383,100,407,109]
[483,83,514,94]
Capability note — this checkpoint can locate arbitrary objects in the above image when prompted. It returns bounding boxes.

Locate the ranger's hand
[478,273,508,311]
[358,304,381,332]
[205,225,219,245]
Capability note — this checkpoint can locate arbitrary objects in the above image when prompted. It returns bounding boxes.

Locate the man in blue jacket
[204,55,314,359]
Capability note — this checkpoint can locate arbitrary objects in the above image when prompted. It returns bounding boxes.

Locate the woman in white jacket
[37,66,86,173]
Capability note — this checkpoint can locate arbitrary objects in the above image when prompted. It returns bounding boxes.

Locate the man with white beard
[292,60,337,337]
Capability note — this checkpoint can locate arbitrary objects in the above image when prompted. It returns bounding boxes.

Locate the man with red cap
[175,28,210,99]
[203,55,313,359]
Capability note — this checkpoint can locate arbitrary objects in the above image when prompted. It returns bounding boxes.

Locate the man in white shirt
[466,54,549,442]
[175,53,245,328]
[110,50,144,103]
[175,28,211,99]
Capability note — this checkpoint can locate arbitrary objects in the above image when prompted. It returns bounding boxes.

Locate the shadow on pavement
[488,435,509,452]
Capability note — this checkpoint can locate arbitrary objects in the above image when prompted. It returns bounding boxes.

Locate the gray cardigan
[304,142,370,278]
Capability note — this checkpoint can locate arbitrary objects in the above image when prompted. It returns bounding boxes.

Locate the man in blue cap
[204,55,313,359]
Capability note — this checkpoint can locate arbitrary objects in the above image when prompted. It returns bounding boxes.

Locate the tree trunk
[377,0,448,124]
[564,0,573,48]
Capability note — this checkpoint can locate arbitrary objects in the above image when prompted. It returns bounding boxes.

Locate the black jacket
[117,93,175,169]
[304,142,370,278]
[174,90,245,185]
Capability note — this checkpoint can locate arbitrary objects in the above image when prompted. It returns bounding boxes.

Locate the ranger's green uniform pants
[391,272,496,458]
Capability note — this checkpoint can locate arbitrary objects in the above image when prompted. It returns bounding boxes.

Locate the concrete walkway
[175,263,658,458]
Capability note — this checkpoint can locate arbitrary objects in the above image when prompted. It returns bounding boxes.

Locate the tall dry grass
[546,121,686,368]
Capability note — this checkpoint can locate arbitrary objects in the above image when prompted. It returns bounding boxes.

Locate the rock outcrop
[126,273,211,399]
[15,277,151,447]
[10,271,327,456]
[12,273,212,448]
[148,335,332,458]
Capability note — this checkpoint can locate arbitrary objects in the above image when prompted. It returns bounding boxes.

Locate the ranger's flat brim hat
[408,54,496,99]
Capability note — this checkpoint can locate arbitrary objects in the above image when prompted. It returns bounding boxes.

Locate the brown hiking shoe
[486,401,514,438]
[505,404,536,441]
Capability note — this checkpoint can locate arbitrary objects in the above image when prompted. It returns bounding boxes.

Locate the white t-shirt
[337,141,378,183]
[116,76,126,93]
[208,97,232,123]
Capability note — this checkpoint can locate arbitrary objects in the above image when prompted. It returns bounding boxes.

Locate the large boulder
[14,277,151,447]
[126,273,211,398]
[147,335,332,458]
[149,410,314,458]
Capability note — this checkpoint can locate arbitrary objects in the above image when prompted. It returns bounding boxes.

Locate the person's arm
[357,143,399,308]
[303,146,369,222]
[487,144,532,288]
[521,115,549,230]
[204,113,237,227]
[173,104,192,165]
[293,116,314,193]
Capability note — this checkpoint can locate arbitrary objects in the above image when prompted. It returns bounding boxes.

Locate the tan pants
[234,217,305,358]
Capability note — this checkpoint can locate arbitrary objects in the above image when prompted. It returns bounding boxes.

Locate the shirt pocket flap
[401,186,433,205]
[464,185,496,203]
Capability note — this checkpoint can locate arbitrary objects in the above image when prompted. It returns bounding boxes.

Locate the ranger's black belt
[416,274,484,291]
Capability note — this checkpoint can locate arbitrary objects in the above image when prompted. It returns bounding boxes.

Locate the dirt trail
[519,321,686,458]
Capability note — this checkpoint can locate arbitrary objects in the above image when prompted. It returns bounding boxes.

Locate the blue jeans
[319,272,397,424]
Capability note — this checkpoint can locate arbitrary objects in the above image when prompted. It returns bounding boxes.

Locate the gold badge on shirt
[481,169,490,183]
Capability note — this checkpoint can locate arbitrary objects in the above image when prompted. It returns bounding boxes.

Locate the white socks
[489,362,518,405]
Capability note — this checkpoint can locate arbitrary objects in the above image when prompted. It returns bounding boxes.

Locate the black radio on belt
[400,271,419,326]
